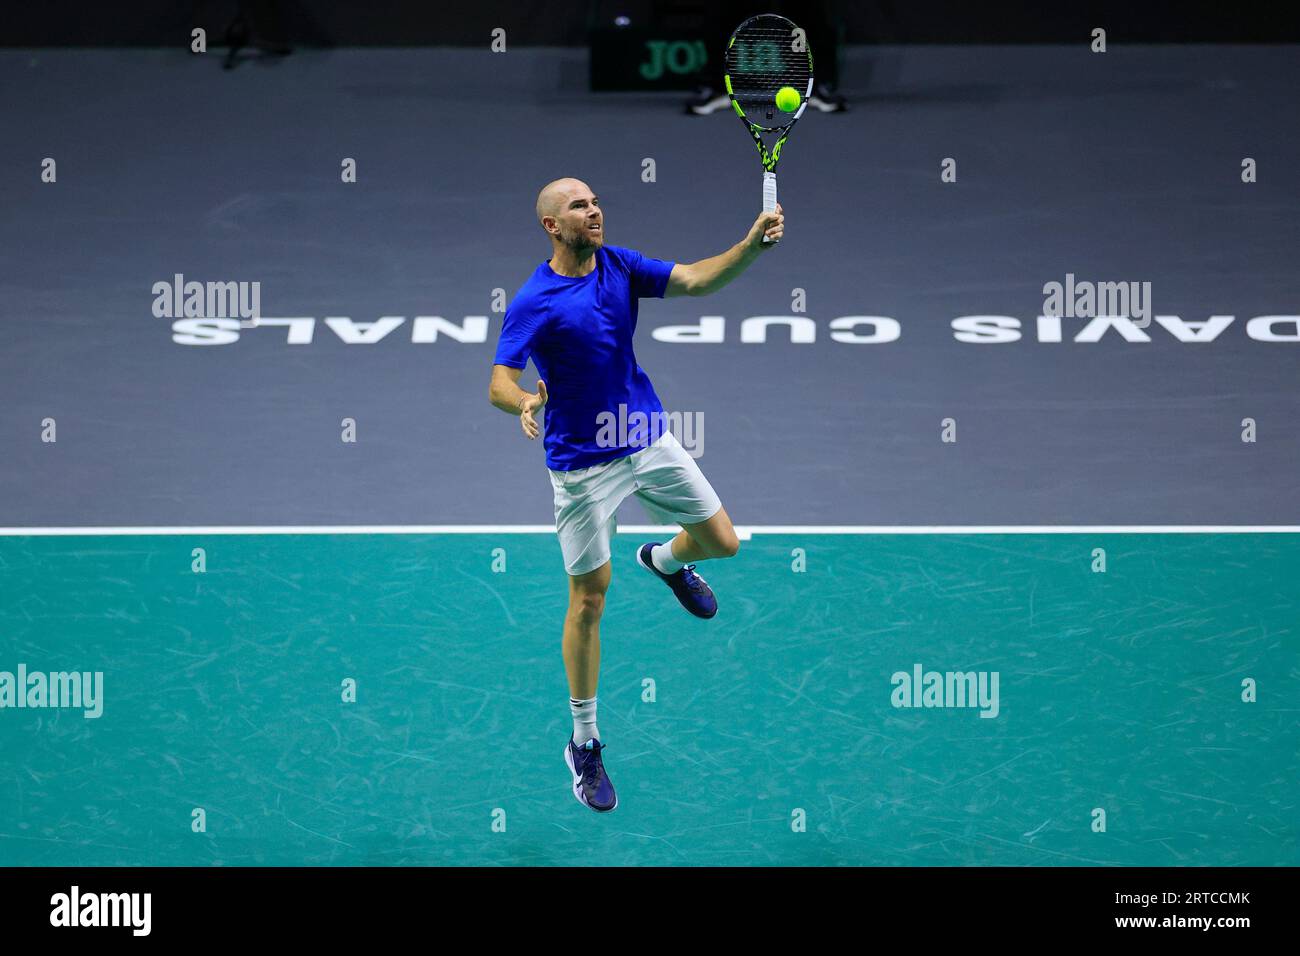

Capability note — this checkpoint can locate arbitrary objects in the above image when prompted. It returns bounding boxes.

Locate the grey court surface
[0,45,1297,868]
[0,44,1297,526]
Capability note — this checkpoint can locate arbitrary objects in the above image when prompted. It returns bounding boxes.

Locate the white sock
[570,696,599,746]
[651,541,684,574]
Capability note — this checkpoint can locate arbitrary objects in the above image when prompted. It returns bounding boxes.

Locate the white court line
[1,525,1299,538]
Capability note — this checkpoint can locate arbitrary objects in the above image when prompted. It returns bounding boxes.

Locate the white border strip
[1,525,1298,538]
[738,525,1300,536]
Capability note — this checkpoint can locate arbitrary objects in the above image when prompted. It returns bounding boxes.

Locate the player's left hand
[748,203,784,250]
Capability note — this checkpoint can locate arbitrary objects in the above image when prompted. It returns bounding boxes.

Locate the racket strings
[725,24,812,110]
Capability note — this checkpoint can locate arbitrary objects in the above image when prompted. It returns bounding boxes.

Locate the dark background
[5,0,1300,46]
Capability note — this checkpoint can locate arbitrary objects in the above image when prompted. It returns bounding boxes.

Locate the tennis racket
[723,13,814,244]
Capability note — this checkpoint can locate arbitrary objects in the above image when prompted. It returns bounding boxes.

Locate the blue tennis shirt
[494,245,676,471]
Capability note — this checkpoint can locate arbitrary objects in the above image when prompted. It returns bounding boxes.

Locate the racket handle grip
[762,171,778,244]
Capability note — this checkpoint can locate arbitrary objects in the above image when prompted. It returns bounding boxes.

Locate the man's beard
[562,222,602,251]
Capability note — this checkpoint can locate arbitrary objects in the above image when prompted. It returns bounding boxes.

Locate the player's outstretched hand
[520,379,548,440]
[748,203,784,249]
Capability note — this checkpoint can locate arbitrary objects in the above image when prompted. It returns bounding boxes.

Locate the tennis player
[489,178,783,812]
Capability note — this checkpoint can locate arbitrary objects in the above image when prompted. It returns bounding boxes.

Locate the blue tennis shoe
[565,736,617,813]
[636,542,718,619]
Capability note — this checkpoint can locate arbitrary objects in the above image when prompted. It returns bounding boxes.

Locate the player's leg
[666,504,740,563]
[559,559,620,814]
[631,431,732,618]
[550,458,633,813]
[563,558,610,712]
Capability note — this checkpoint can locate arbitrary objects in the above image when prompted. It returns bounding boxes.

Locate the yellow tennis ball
[775,86,801,112]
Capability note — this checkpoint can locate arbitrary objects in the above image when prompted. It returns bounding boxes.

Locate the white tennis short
[548,431,722,576]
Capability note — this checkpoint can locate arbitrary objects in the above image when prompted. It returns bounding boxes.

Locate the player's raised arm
[665,203,785,297]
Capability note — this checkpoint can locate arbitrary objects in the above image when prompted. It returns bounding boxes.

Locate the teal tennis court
[2,529,1294,866]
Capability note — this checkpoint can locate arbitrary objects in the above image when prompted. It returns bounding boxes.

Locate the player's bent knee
[704,535,739,559]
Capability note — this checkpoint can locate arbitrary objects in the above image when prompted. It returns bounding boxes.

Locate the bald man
[489,178,784,812]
